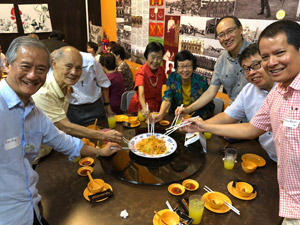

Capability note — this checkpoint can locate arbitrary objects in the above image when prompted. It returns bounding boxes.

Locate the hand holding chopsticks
[203,185,240,215]
[165,116,199,136]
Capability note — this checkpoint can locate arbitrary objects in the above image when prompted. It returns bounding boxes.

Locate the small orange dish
[242,160,257,174]
[168,183,185,196]
[159,211,180,225]
[206,192,225,209]
[115,115,128,122]
[182,179,199,191]
[79,157,94,166]
[77,166,94,176]
[86,124,100,130]
[241,153,266,167]
[236,182,254,197]
[159,120,170,126]
[128,116,138,124]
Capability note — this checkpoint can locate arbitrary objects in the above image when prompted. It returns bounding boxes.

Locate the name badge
[4,136,21,151]
[283,119,300,128]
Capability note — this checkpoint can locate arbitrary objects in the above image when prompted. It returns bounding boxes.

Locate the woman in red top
[128,42,166,116]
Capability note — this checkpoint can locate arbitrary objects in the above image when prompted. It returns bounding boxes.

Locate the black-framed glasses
[217,26,237,39]
[177,65,193,70]
[242,60,262,74]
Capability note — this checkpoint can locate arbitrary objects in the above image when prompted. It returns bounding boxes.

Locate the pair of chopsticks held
[203,185,240,215]
[165,115,199,136]
[146,103,155,134]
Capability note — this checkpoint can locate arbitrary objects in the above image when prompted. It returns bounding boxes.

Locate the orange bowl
[236,182,254,197]
[159,211,180,225]
[182,179,199,191]
[206,192,225,209]
[87,179,105,194]
[77,166,94,176]
[168,183,185,196]
[128,116,138,124]
[79,157,94,166]
[242,160,257,174]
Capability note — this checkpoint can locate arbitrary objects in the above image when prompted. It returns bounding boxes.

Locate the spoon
[154,211,167,225]
[87,171,103,192]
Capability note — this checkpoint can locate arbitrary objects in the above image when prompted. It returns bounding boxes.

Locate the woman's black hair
[144,42,165,59]
[99,52,116,70]
[174,50,197,71]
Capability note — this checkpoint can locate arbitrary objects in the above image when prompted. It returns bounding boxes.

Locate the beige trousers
[282,218,300,225]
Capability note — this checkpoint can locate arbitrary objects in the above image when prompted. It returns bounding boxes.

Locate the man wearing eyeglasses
[193,43,277,162]
[176,16,251,117]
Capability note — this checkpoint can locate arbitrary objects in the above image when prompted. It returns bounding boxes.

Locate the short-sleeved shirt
[211,39,252,100]
[250,73,300,219]
[32,74,71,123]
[106,71,125,114]
[118,60,134,91]
[128,62,167,113]
[163,72,215,119]
[69,52,111,105]
[0,79,82,225]
[225,82,277,161]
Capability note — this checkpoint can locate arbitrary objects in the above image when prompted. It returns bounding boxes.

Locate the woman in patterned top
[110,44,134,91]
[153,50,214,123]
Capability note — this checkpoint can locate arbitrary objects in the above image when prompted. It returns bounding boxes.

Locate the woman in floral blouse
[153,50,214,122]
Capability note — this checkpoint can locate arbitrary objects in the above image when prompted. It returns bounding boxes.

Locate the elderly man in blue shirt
[0,36,121,225]
[177,16,251,116]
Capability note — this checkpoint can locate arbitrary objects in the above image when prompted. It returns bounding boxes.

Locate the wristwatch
[104,102,110,106]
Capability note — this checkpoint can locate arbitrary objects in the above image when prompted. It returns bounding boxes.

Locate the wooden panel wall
[0,0,101,53]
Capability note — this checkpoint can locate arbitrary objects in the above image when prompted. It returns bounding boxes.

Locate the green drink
[107,113,116,129]
[189,195,205,224]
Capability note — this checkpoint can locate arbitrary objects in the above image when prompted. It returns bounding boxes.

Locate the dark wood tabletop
[36,118,280,225]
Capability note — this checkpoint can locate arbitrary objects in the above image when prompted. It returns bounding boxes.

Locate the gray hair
[6,36,51,66]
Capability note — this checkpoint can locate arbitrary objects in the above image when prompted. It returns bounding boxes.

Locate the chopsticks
[111,146,130,150]
[203,185,240,215]
[123,137,130,145]
[164,116,199,136]
[147,103,150,133]
[170,104,183,128]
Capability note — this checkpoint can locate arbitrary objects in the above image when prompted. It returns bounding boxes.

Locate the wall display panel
[18,4,52,34]
[0,4,18,33]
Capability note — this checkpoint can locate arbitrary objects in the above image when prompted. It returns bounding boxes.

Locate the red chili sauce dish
[182,179,199,191]
[168,183,185,196]
[79,157,94,166]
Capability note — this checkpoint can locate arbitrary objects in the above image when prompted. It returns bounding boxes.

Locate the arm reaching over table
[80,142,122,157]
[180,118,265,140]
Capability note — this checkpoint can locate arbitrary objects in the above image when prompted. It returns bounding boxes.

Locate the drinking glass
[137,109,145,122]
[107,113,116,129]
[223,148,237,170]
[189,195,205,224]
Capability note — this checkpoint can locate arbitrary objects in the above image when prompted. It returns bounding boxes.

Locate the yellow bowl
[77,166,94,176]
[168,183,185,196]
[79,157,94,166]
[159,211,180,225]
[128,116,138,124]
[236,182,254,197]
[87,179,105,194]
[182,179,199,191]
[242,160,257,174]
[206,192,225,209]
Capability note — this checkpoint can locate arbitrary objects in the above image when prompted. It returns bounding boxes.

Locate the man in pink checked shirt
[180,20,300,225]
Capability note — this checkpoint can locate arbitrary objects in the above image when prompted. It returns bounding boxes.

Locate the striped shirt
[251,73,300,219]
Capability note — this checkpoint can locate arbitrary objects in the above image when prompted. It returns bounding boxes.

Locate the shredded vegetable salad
[136,135,167,155]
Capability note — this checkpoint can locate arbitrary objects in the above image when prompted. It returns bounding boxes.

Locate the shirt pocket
[24,131,43,163]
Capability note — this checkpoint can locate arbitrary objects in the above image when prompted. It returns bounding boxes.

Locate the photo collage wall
[117,0,300,80]
[0,4,52,34]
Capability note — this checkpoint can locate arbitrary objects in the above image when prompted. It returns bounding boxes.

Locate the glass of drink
[223,148,237,170]
[138,110,145,122]
[189,195,205,224]
[107,113,116,129]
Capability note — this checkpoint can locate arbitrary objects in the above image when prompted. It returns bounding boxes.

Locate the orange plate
[168,183,185,196]
[79,157,94,166]
[182,179,199,191]
[77,166,94,176]
[227,181,257,200]
[116,115,128,122]
[153,209,170,225]
[241,153,266,167]
[202,192,232,213]
[159,120,170,126]
[83,182,113,202]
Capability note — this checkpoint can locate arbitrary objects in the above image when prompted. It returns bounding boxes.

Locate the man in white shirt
[67,51,113,125]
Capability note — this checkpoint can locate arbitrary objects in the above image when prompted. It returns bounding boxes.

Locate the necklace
[149,76,159,87]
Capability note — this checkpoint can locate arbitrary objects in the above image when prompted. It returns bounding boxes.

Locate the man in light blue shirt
[67,52,112,125]
[202,43,277,161]
[177,16,251,116]
[0,37,121,225]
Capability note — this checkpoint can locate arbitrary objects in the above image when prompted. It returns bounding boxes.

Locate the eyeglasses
[242,60,262,74]
[217,26,237,39]
[177,65,193,70]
